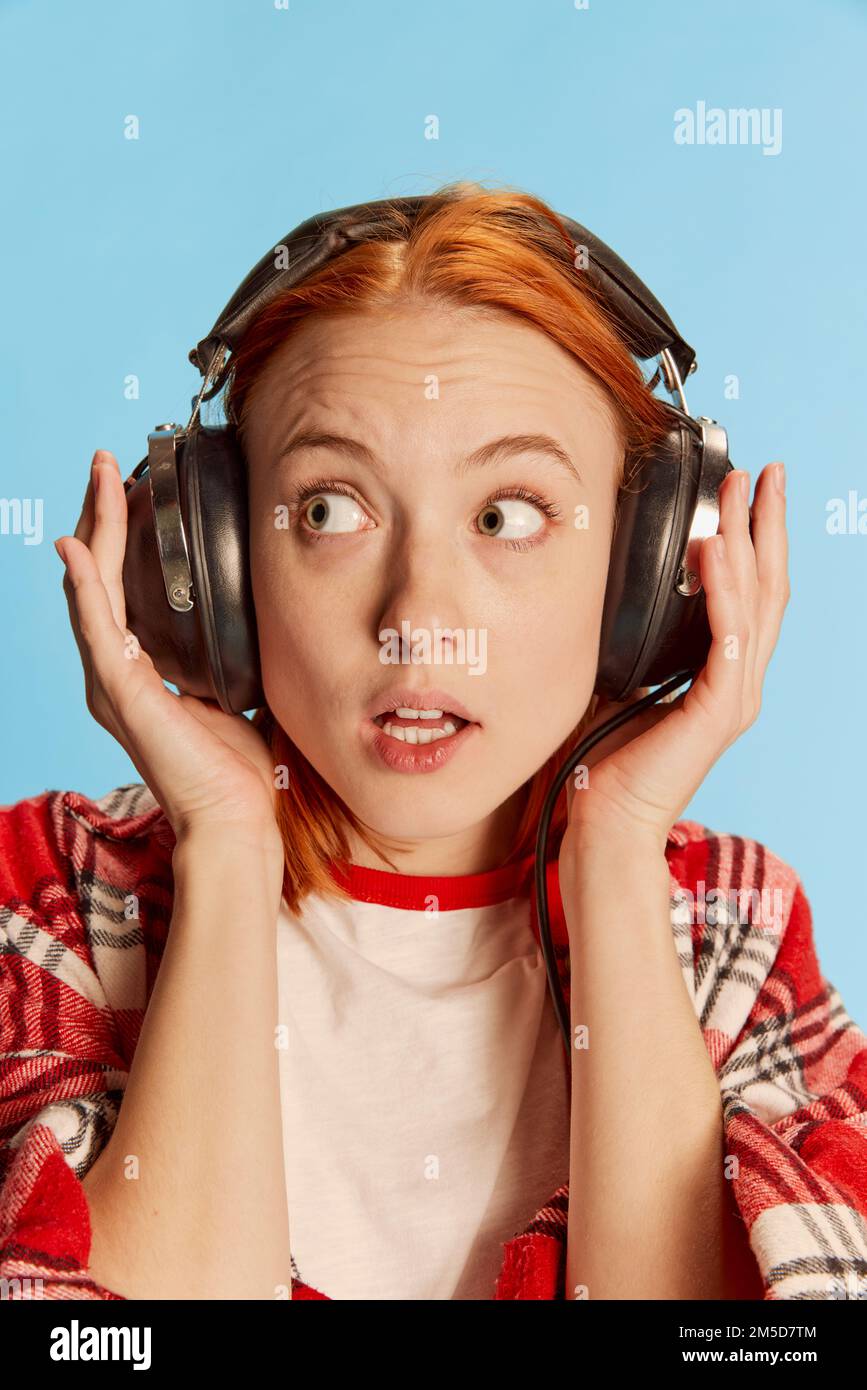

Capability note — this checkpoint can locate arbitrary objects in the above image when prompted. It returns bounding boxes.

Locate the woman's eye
[302,492,368,534]
[475,498,545,542]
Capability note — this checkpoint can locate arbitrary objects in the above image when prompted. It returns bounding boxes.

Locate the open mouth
[371,708,471,745]
[363,690,480,771]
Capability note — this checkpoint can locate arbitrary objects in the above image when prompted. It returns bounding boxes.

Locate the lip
[361,714,480,774]
[361,685,481,774]
[362,685,478,725]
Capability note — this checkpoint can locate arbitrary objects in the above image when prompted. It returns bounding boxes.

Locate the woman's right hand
[55,449,282,850]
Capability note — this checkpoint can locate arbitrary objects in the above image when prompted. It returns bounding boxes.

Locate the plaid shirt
[1,782,866,1301]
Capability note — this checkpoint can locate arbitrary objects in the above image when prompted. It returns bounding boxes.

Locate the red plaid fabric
[1,784,866,1301]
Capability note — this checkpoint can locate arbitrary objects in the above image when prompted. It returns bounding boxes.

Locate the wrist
[559,824,672,905]
[564,819,671,865]
[169,829,287,940]
[559,829,674,949]
[172,821,285,873]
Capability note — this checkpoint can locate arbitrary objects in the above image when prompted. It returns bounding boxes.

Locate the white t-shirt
[275,852,571,1301]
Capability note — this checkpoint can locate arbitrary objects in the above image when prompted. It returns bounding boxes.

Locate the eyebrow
[275,429,582,485]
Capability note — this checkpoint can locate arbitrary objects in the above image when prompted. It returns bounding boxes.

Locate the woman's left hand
[564,462,789,855]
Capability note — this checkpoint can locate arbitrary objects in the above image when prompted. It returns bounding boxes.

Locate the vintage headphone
[121,195,733,1063]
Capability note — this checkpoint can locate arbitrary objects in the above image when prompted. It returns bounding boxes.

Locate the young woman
[2,185,866,1302]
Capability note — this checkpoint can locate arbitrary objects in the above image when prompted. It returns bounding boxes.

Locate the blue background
[1,0,864,1014]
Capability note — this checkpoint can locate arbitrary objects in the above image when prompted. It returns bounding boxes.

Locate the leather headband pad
[190,196,696,393]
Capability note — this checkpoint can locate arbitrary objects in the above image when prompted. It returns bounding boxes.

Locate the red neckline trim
[310,824,687,951]
[327,849,538,911]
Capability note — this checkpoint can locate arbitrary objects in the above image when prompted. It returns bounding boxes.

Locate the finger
[718,469,757,590]
[56,535,131,708]
[717,468,759,685]
[683,532,749,745]
[73,452,103,545]
[58,538,91,675]
[88,451,128,631]
[748,461,789,677]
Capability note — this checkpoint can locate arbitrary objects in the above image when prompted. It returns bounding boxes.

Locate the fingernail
[54,538,67,564]
[773,462,786,497]
[714,534,727,562]
[739,471,750,500]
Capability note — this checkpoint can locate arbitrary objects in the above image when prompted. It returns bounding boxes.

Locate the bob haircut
[220,181,675,912]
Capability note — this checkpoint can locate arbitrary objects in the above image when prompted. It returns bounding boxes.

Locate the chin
[347,794,491,848]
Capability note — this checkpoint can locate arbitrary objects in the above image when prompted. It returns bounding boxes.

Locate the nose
[374,520,471,666]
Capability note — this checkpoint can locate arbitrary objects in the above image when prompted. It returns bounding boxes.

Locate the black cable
[533,668,699,1068]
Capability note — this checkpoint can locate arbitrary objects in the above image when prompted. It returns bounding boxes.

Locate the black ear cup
[595,408,733,701]
[180,427,264,713]
[122,426,264,715]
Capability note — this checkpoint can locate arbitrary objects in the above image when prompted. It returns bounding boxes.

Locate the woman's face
[243,303,623,872]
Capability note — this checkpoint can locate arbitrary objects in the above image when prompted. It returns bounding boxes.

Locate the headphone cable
[533,668,699,1069]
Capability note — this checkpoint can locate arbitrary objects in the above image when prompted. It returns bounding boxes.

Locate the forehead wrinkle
[274,426,583,486]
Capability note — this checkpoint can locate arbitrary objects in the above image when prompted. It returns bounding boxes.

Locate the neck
[343,786,528,878]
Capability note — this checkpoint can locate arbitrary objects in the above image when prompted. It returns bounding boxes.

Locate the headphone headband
[122,192,729,720]
[187,194,697,407]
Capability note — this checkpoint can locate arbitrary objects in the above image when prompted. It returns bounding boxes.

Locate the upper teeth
[394,707,444,718]
[382,719,460,745]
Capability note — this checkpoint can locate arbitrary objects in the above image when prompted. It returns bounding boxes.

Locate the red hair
[220,181,673,911]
